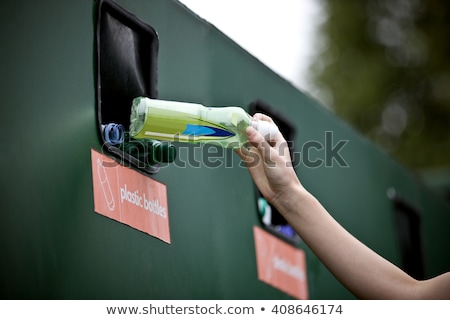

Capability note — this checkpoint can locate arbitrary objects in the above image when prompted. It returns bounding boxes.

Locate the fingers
[246,126,278,166]
[251,113,285,147]
[235,126,274,168]
[251,113,275,124]
[246,126,269,152]
[235,113,274,161]
[239,112,289,166]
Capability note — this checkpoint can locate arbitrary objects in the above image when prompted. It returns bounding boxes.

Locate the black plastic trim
[94,0,160,174]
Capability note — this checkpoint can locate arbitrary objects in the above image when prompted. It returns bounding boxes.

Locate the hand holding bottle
[238,114,450,300]
[236,113,306,210]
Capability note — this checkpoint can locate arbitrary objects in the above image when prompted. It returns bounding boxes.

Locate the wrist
[271,181,312,216]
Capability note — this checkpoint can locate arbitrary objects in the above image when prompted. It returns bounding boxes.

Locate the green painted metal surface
[1,0,449,299]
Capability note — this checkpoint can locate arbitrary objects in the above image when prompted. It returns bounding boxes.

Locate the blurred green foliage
[310,0,450,171]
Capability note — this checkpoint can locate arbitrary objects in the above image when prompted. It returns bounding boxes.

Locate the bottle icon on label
[97,159,115,211]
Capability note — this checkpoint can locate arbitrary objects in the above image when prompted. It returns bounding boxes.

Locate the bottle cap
[251,120,279,141]
[103,123,125,145]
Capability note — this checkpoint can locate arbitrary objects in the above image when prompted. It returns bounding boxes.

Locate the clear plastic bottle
[129,97,279,149]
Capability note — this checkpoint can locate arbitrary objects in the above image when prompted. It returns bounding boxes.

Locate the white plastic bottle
[129,97,279,149]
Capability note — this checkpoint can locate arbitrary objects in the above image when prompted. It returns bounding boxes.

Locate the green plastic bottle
[129,97,279,149]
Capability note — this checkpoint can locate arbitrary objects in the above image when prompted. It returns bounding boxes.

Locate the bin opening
[95,0,164,174]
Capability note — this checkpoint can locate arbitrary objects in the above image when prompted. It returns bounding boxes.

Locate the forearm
[241,117,448,299]
[275,186,419,299]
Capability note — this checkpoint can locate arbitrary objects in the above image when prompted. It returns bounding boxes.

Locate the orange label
[91,149,170,244]
[253,226,308,299]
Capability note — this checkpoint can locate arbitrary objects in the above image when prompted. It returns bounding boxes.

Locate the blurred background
[180,0,450,200]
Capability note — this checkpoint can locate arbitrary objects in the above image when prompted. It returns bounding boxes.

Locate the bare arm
[237,113,450,299]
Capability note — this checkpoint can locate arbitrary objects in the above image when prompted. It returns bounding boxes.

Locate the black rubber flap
[95,0,159,173]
